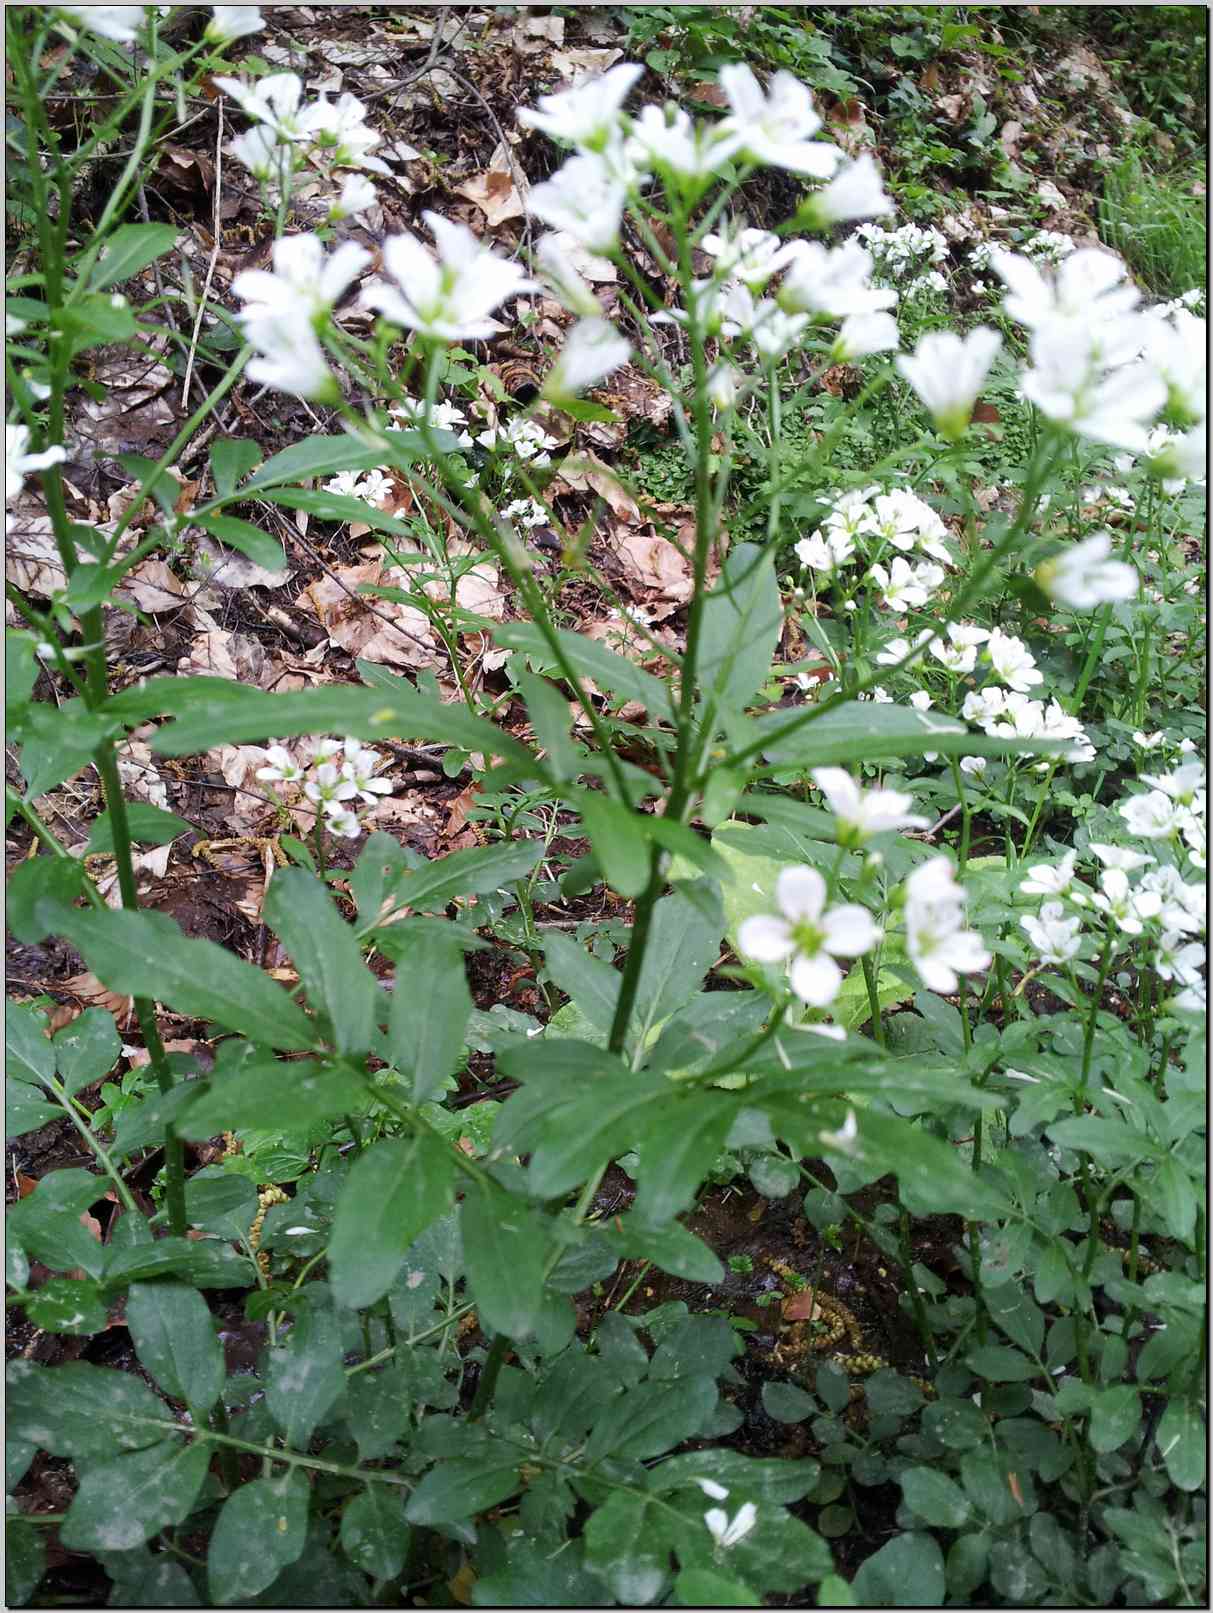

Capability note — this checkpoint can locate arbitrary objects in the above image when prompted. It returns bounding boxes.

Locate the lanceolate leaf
[460,1182,548,1340]
[207,1471,310,1605]
[752,701,1065,768]
[697,543,783,716]
[264,869,379,1056]
[125,1282,225,1413]
[387,931,471,1102]
[54,910,317,1051]
[328,1136,455,1310]
[177,1058,367,1138]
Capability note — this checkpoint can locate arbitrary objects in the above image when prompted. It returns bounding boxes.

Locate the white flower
[992,246,1140,333]
[778,239,896,319]
[1173,980,1207,1013]
[833,310,899,361]
[962,686,1006,724]
[959,755,988,777]
[903,858,991,991]
[1140,867,1205,935]
[896,327,1002,440]
[341,742,393,804]
[819,1108,860,1152]
[930,636,978,675]
[543,318,630,400]
[57,6,142,43]
[304,762,358,811]
[364,213,536,342]
[206,5,263,42]
[694,1479,731,1502]
[707,362,740,411]
[518,63,643,152]
[502,497,547,530]
[806,154,893,225]
[326,807,362,839]
[1132,732,1167,751]
[1140,763,1206,806]
[229,126,291,185]
[1141,310,1206,425]
[1156,931,1206,987]
[1088,843,1154,873]
[1090,868,1163,934]
[534,233,603,318]
[701,225,795,290]
[737,865,880,1008]
[1021,900,1082,964]
[876,631,930,667]
[909,690,934,712]
[704,1502,758,1550]
[529,154,627,254]
[1021,327,1166,452]
[330,174,377,221]
[985,628,1042,694]
[1119,790,1189,840]
[812,768,928,844]
[477,417,560,466]
[213,72,308,140]
[868,556,933,612]
[255,745,305,785]
[1037,532,1138,608]
[299,91,390,174]
[1019,850,1078,898]
[233,233,370,324]
[795,533,844,575]
[6,425,66,504]
[718,64,839,176]
[628,105,743,181]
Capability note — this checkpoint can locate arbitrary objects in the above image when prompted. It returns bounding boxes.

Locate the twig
[444,65,532,259]
[282,519,449,660]
[181,100,223,410]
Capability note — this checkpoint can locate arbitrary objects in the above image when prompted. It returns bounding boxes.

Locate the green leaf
[1047,1115,1159,1165]
[584,1491,671,1606]
[209,437,262,497]
[579,793,650,897]
[60,1438,209,1553]
[899,1467,973,1527]
[404,1456,520,1526]
[819,1109,1008,1221]
[262,486,414,538]
[339,1487,410,1579]
[192,513,286,573]
[177,1057,364,1137]
[605,1215,724,1284]
[631,880,724,1048]
[182,1170,259,1240]
[752,701,1063,768]
[1157,1398,1205,1491]
[58,293,137,355]
[125,1282,225,1412]
[1088,1385,1141,1453]
[584,1375,717,1463]
[4,1519,45,1607]
[520,1066,671,1199]
[461,1182,549,1339]
[328,1136,455,1310]
[761,1381,816,1423]
[55,909,317,1050]
[851,1532,946,1607]
[984,1279,1044,1357]
[238,431,409,491]
[966,1345,1039,1382]
[264,869,378,1056]
[634,1093,738,1223]
[6,853,88,944]
[650,1451,822,1505]
[543,930,620,1037]
[386,931,471,1102]
[1153,1155,1197,1243]
[87,223,179,291]
[697,543,783,715]
[6,1360,166,1461]
[7,1170,108,1277]
[149,680,534,767]
[6,1079,62,1137]
[51,1007,120,1095]
[18,1278,107,1335]
[265,1302,346,1447]
[381,840,542,916]
[519,671,580,779]
[7,1000,55,1084]
[494,620,675,718]
[207,1470,310,1604]
[102,1237,251,1289]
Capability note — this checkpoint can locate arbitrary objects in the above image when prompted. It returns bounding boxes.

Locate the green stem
[861,954,885,1047]
[468,1332,511,1421]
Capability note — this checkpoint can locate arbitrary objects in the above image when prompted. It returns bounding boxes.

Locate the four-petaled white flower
[341,739,394,804]
[896,327,1002,441]
[986,628,1043,694]
[1118,790,1188,840]
[364,213,536,341]
[1089,842,1154,873]
[813,768,928,846]
[331,174,378,221]
[256,745,305,785]
[213,72,308,140]
[518,63,643,152]
[806,154,893,225]
[6,425,66,505]
[1089,868,1163,934]
[206,6,264,43]
[738,866,880,1008]
[1019,850,1078,898]
[903,857,991,992]
[868,556,935,612]
[702,225,797,290]
[530,154,628,254]
[833,310,899,362]
[299,91,391,174]
[719,64,839,176]
[543,318,631,401]
[304,762,358,813]
[1021,901,1083,964]
[704,1502,758,1550]
[1037,532,1139,609]
[778,240,896,320]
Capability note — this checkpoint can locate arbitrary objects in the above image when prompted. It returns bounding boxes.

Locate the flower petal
[775,864,826,924]
[738,915,795,964]
[822,904,881,957]
[789,950,843,1008]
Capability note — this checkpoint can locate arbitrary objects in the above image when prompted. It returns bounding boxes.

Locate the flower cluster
[218,68,392,204]
[795,483,953,581]
[1023,229,1076,265]
[855,220,949,297]
[255,736,394,839]
[1118,762,1206,868]
[56,5,262,45]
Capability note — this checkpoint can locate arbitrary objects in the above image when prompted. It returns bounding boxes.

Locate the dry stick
[278,518,441,659]
[444,65,533,259]
[181,100,223,411]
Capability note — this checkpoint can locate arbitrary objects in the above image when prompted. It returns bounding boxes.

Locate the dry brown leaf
[6,511,68,597]
[118,559,188,613]
[62,973,134,1024]
[178,627,268,684]
[613,525,693,614]
[553,452,641,521]
[302,562,441,671]
[550,46,623,80]
[191,535,292,594]
[456,167,525,227]
[936,92,970,123]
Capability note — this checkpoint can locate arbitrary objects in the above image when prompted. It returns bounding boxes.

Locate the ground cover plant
[4,5,1207,1607]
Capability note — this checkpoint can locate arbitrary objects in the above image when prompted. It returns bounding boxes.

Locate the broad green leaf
[6,1361,166,1460]
[461,1181,548,1340]
[1157,1398,1205,1491]
[265,1302,346,1447]
[984,1279,1045,1356]
[102,1238,251,1288]
[650,1451,822,1504]
[209,437,262,497]
[18,1278,107,1335]
[519,670,580,779]
[630,880,724,1047]
[946,1534,989,1600]
[339,1487,410,1579]
[583,1375,717,1463]
[4,1520,45,1607]
[262,486,414,538]
[699,1506,834,1597]
[1153,1155,1197,1243]
[605,1215,724,1284]
[207,1471,310,1604]
[966,1345,1039,1382]
[343,1368,411,1463]
[264,868,378,1055]
[579,793,650,897]
[96,1553,200,1607]
[816,1108,1009,1221]
[899,1467,973,1528]
[126,1282,225,1412]
[60,1438,209,1553]
[6,853,88,944]
[55,910,317,1051]
[675,1569,760,1606]
[584,1491,672,1606]
[494,620,676,719]
[238,429,426,491]
[543,930,620,1037]
[58,292,137,355]
[851,1532,946,1607]
[192,513,286,573]
[328,1135,455,1310]
[522,1068,672,1198]
[405,1455,521,1525]
[1088,1384,1141,1453]
[379,840,542,916]
[182,1170,259,1240]
[15,699,120,796]
[149,681,534,767]
[87,222,179,291]
[1047,1114,1159,1165]
[7,1170,108,1277]
[177,1057,365,1137]
[51,1006,120,1095]
[633,1093,739,1223]
[6,631,39,720]
[7,1001,55,1085]
[697,543,783,716]
[387,931,471,1101]
[473,1537,611,1607]
[761,1381,816,1423]
[6,1079,61,1136]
